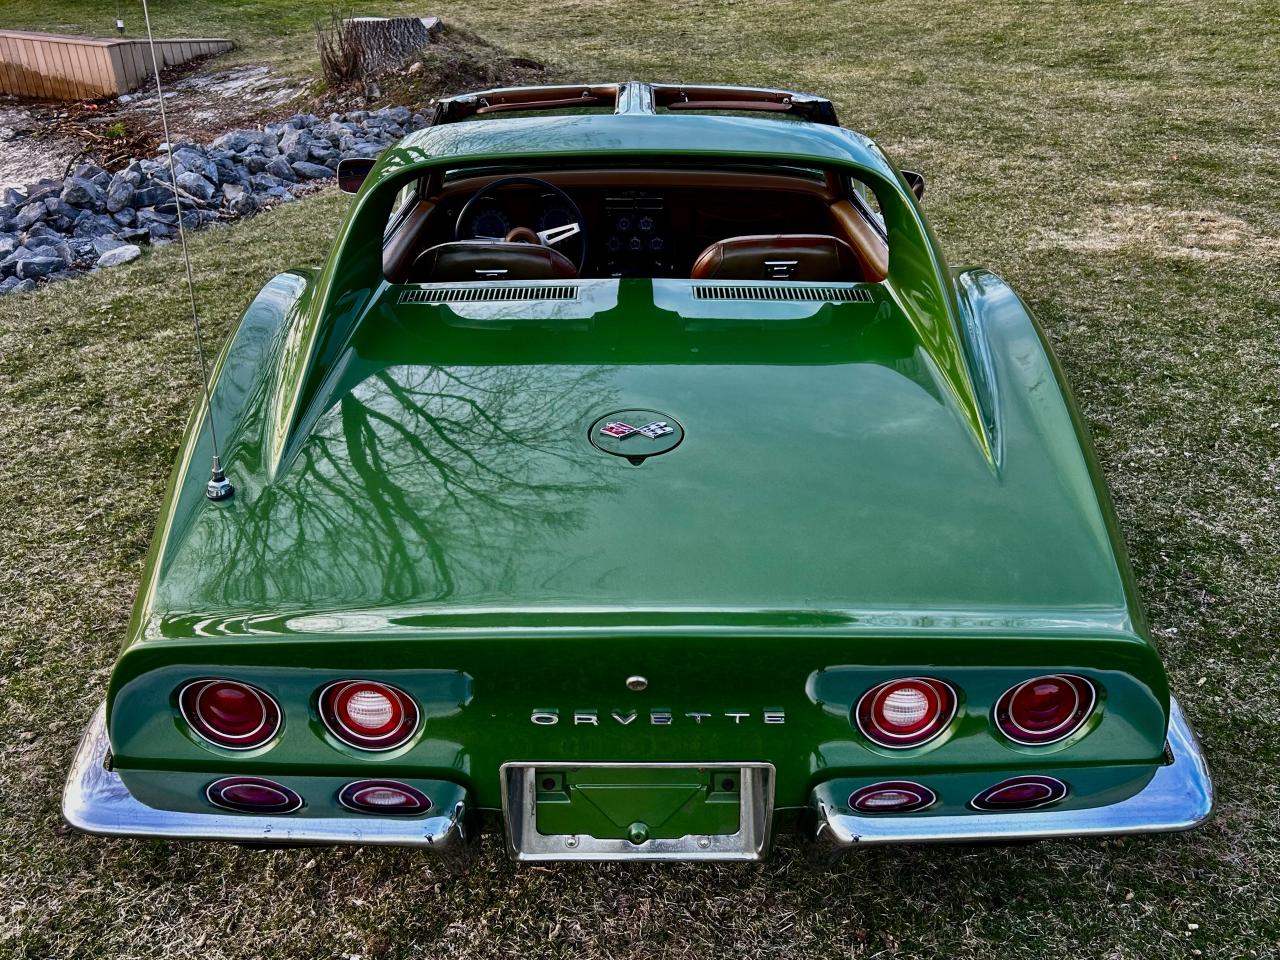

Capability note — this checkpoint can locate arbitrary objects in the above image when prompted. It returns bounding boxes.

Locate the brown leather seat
[409,241,578,283]
[690,234,866,282]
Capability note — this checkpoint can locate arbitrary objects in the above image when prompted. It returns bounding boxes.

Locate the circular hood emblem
[589,409,683,464]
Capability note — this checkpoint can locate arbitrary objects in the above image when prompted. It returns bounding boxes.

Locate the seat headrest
[410,241,578,283]
[690,234,865,282]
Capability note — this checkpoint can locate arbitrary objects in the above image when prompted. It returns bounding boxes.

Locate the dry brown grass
[2,0,1279,957]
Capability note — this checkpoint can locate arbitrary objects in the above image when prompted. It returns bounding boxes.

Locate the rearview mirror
[901,169,926,201]
[337,157,377,195]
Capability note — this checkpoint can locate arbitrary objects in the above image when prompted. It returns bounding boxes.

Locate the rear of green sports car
[64,83,1212,861]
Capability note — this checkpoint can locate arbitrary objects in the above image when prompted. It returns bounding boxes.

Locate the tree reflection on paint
[168,362,619,613]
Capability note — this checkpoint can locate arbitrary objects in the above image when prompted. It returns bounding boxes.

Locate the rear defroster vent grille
[693,284,874,303]
[400,284,580,304]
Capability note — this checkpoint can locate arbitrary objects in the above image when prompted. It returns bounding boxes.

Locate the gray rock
[250,172,283,192]
[137,208,177,226]
[14,202,47,230]
[266,156,298,182]
[173,148,218,185]
[242,154,271,174]
[286,113,321,129]
[147,222,175,242]
[106,176,136,213]
[117,227,151,244]
[308,143,338,166]
[25,179,62,204]
[0,276,36,295]
[62,176,106,210]
[72,211,120,239]
[112,207,137,227]
[290,160,333,180]
[222,183,257,216]
[154,197,198,215]
[96,244,142,268]
[24,232,59,249]
[176,171,217,203]
[3,188,26,207]
[384,105,411,125]
[0,234,17,258]
[69,237,99,260]
[346,140,385,159]
[216,159,251,186]
[73,161,109,183]
[121,161,146,187]
[44,198,76,227]
[16,255,66,279]
[280,128,314,162]
[133,184,175,207]
[211,130,254,153]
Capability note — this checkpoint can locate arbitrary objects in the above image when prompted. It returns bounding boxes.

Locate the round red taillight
[319,680,419,751]
[179,679,281,749]
[849,781,937,814]
[207,776,302,814]
[338,779,432,815]
[994,674,1096,745]
[855,677,957,748]
[970,775,1068,811]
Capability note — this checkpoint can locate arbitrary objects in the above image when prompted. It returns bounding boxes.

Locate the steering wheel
[454,175,588,274]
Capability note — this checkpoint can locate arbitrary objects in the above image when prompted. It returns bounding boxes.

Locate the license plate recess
[501,762,775,861]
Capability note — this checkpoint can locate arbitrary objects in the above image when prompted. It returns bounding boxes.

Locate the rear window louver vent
[399,284,580,304]
[692,284,873,302]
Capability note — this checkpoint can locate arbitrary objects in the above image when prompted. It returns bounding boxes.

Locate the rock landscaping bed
[0,104,428,296]
[0,22,557,297]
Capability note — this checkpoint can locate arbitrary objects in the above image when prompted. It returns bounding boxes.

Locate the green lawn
[2,1,1279,958]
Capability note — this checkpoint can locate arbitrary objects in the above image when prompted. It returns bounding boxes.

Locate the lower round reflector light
[970,775,1068,811]
[319,680,420,750]
[856,677,957,748]
[849,781,937,813]
[178,679,281,749]
[994,674,1097,745]
[207,776,303,814]
[338,779,432,815]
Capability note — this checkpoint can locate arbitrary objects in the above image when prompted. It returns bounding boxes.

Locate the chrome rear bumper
[62,704,467,848]
[811,695,1213,848]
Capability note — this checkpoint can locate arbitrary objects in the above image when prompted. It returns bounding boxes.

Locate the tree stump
[345,16,442,76]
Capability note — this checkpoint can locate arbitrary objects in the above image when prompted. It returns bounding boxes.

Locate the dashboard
[424,177,840,279]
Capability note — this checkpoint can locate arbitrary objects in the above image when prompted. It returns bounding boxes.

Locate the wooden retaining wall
[0,31,234,100]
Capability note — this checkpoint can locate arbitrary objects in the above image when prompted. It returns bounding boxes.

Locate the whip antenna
[140,0,233,501]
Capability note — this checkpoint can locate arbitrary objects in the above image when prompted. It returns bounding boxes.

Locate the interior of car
[382,164,890,284]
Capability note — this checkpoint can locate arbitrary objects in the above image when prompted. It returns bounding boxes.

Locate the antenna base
[206,468,235,502]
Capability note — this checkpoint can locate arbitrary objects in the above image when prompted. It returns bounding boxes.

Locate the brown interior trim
[431,168,839,203]
[828,200,889,282]
[383,199,437,283]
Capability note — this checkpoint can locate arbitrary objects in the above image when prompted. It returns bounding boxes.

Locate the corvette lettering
[530,709,785,725]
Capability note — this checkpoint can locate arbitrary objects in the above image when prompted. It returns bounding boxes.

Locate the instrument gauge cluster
[602,193,670,277]
[461,202,512,241]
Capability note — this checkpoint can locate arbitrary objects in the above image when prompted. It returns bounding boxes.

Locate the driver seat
[409,241,578,283]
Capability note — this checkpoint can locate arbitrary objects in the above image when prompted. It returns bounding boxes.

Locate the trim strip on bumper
[812,695,1213,848]
[62,703,467,848]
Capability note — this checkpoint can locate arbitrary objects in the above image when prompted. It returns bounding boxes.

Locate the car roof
[377,82,900,186]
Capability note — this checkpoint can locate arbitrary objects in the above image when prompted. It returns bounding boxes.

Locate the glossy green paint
[534,767,742,841]
[104,111,1170,831]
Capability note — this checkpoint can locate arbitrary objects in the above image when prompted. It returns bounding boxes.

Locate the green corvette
[64,82,1213,861]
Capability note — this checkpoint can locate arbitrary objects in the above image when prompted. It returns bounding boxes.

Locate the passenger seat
[690,234,866,282]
